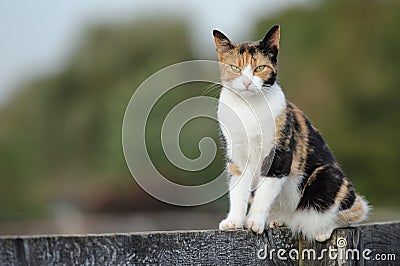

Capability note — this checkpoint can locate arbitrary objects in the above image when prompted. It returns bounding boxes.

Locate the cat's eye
[230,65,241,73]
[254,65,266,73]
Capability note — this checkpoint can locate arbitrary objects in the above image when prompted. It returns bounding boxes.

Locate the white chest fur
[217,83,286,175]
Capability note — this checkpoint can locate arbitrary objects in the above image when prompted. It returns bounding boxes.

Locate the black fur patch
[261,149,274,176]
[257,42,278,65]
[297,165,344,212]
[261,106,295,177]
[248,46,256,56]
[297,116,336,195]
[263,145,293,178]
[303,120,336,178]
[263,71,277,86]
[268,46,278,65]
[238,42,258,56]
[238,44,246,54]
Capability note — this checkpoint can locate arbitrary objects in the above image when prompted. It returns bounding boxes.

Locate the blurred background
[1,0,399,235]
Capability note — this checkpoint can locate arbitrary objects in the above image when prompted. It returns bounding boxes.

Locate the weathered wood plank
[298,227,362,266]
[0,238,24,266]
[1,230,297,265]
[0,222,398,265]
[356,221,400,265]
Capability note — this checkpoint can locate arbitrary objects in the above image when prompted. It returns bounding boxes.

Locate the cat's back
[272,100,338,178]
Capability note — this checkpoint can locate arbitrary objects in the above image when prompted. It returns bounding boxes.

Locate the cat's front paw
[244,216,266,234]
[219,215,245,230]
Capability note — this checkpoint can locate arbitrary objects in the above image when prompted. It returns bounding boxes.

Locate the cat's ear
[213,30,234,53]
[260,25,280,50]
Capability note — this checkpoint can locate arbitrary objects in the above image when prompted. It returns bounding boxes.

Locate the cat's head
[213,25,280,96]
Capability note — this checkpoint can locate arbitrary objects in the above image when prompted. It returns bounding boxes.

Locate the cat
[213,25,369,242]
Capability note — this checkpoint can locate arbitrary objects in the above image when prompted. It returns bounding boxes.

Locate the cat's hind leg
[289,208,338,242]
[293,175,369,242]
[293,165,345,242]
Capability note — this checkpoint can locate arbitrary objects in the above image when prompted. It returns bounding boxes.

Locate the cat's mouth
[239,89,256,94]
[222,82,261,96]
[236,87,260,95]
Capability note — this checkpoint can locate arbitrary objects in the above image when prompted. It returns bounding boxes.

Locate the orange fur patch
[334,179,349,206]
[290,104,310,175]
[337,196,365,224]
[274,108,287,140]
[227,162,242,176]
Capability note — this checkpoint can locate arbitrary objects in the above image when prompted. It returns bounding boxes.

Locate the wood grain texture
[356,221,400,265]
[0,222,398,265]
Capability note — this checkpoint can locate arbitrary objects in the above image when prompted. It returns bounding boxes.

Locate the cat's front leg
[245,177,287,234]
[219,163,252,230]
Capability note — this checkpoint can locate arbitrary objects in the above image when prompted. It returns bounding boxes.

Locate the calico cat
[213,25,369,242]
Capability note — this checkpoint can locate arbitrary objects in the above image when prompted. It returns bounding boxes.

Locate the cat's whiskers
[202,82,222,98]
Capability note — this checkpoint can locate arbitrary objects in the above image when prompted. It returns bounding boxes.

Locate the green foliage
[0,19,200,220]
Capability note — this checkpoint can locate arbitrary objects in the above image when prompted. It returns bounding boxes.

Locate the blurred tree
[0,19,198,220]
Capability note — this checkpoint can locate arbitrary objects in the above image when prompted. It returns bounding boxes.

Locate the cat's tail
[337,194,370,225]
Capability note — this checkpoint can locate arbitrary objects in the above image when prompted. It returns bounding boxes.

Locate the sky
[0,0,306,105]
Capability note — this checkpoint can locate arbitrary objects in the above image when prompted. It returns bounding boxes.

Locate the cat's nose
[243,80,252,88]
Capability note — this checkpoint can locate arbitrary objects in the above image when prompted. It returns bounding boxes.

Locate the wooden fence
[0,221,398,265]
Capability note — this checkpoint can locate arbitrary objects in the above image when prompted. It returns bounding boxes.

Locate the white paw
[219,216,245,230]
[244,216,266,234]
[269,220,284,228]
[315,229,334,242]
